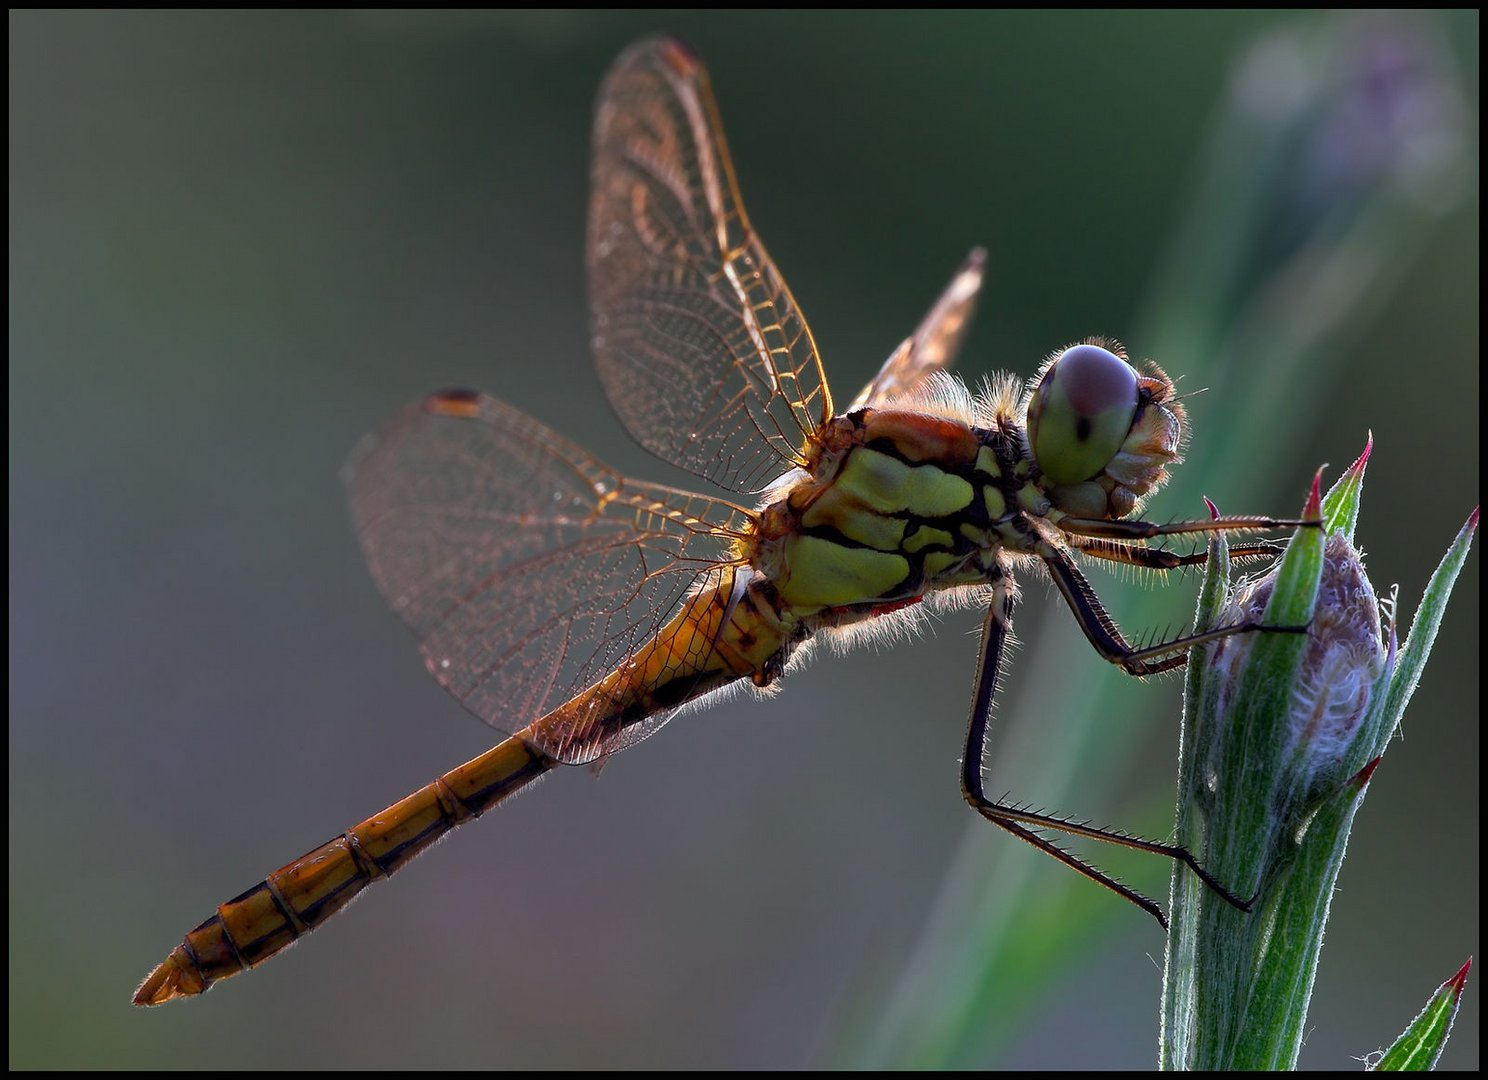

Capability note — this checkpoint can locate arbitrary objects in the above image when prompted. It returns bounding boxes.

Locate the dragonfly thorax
[751,407,1041,619]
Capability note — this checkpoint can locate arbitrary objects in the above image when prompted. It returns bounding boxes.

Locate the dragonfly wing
[346,390,753,749]
[588,37,833,494]
[849,248,986,410]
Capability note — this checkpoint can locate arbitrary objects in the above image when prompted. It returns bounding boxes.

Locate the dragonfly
[134,36,1308,1007]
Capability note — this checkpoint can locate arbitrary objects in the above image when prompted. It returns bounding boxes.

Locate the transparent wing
[346,390,754,742]
[588,36,833,494]
[849,248,986,410]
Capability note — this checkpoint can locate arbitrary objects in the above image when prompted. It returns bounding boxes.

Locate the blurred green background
[9,10,1476,1069]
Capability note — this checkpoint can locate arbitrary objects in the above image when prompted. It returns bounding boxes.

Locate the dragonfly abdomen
[136,573,802,1005]
[133,736,554,1005]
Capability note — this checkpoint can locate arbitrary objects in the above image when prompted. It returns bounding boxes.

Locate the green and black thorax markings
[754,404,1055,617]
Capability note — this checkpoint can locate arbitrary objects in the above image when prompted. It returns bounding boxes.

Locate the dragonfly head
[1026,341,1185,519]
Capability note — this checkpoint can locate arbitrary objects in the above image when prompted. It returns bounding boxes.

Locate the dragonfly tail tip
[132,947,205,1007]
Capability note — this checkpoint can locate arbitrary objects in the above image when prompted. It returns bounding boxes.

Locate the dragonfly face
[134,36,1305,1007]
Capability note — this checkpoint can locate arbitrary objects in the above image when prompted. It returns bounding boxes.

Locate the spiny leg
[959,573,1251,930]
[1040,545,1308,677]
[1067,535,1283,572]
[1058,511,1318,543]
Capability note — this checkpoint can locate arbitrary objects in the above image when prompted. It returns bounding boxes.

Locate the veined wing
[588,37,833,494]
[849,248,986,411]
[346,389,754,755]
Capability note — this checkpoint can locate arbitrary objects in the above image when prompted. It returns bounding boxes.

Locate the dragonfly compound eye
[1027,343,1140,486]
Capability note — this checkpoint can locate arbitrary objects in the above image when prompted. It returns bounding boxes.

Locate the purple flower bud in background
[1231,11,1467,238]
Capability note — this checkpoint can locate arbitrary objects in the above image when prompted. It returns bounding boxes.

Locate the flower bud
[1207,531,1387,806]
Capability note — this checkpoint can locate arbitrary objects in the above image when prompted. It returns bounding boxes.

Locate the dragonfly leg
[1040,545,1307,677]
[959,577,1250,928]
[1057,511,1318,542]
[1067,535,1282,571]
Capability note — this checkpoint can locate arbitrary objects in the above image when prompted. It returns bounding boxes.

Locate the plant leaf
[1370,958,1472,1071]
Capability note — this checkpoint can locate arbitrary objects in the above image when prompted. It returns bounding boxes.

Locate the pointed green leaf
[1371,958,1472,1071]
[1321,434,1372,540]
[1378,509,1479,752]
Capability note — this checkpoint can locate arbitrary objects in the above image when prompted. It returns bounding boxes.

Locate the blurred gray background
[9,10,1477,1069]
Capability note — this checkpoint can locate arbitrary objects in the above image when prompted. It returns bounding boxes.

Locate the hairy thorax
[749,405,1048,626]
